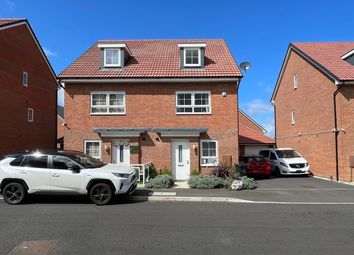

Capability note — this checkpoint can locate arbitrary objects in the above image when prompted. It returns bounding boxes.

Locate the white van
[259,148,311,176]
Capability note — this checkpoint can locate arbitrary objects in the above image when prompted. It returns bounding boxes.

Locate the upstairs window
[23,72,28,87]
[176,91,211,114]
[291,111,295,125]
[91,92,125,115]
[104,49,121,67]
[293,73,298,89]
[178,43,206,68]
[28,108,34,122]
[184,48,201,67]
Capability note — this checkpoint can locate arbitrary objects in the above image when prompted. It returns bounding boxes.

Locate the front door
[172,140,190,180]
[112,140,130,165]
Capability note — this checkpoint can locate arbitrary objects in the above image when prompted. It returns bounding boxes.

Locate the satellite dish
[239,62,251,72]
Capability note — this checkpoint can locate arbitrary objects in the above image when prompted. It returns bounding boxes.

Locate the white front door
[112,140,130,165]
[172,140,190,180]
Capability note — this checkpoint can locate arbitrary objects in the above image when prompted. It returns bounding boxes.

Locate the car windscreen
[275,150,301,158]
[68,153,106,168]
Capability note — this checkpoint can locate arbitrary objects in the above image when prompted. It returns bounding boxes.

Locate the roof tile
[292,42,354,81]
[58,39,242,79]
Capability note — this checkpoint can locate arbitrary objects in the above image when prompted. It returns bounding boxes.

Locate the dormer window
[178,43,206,69]
[104,49,121,67]
[341,48,354,66]
[98,43,130,68]
[184,48,201,67]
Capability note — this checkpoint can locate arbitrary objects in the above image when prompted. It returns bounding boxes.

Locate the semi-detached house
[58,39,243,180]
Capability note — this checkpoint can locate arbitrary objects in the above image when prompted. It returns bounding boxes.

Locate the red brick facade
[0,21,57,156]
[63,82,239,174]
[274,48,354,181]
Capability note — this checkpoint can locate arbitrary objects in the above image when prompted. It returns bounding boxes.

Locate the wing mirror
[70,165,81,173]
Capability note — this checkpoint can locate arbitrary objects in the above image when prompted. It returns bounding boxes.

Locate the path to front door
[172,140,190,180]
[112,140,130,165]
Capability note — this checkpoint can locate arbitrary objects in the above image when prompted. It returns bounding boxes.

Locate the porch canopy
[93,127,208,137]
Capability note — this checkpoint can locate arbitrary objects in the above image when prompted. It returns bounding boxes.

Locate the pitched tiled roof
[239,125,275,145]
[58,39,242,79]
[0,18,26,26]
[292,42,354,81]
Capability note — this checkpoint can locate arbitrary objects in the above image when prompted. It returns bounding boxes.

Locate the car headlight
[112,173,130,178]
[280,162,288,168]
[305,163,309,167]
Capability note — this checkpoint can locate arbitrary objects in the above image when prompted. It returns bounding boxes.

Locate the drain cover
[7,240,58,255]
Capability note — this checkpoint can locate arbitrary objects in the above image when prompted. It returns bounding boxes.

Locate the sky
[1,0,354,137]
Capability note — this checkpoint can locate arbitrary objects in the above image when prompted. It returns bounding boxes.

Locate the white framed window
[90,91,125,115]
[293,73,298,89]
[27,108,34,122]
[104,48,121,67]
[84,140,101,159]
[23,72,28,87]
[200,140,218,166]
[291,111,295,125]
[184,48,201,67]
[176,91,211,114]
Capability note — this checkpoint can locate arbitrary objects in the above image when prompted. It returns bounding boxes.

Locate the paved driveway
[232,176,354,203]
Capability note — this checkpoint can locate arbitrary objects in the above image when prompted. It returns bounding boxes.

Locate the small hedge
[187,175,257,190]
[145,174,174,189]
[239,176,257,190]
[188,175,224,189]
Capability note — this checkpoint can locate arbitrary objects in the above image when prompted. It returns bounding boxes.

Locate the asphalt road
[1,200,354,255]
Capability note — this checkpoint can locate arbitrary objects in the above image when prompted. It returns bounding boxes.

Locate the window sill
[176,112,212,115]
[90,113,126,116]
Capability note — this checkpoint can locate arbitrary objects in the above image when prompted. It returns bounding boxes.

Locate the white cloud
[57,89,64,106]
[257,81,273,93]
[43,47,58,57]
[244,99,273,116]
[262,119,275,138]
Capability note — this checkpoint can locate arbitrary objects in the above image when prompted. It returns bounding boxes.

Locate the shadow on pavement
[23,191,152,205]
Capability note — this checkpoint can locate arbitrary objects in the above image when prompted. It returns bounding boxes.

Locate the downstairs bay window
[91,91,125,114]
[200,140,218,166]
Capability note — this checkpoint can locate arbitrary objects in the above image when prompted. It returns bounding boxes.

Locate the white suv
[0,150,138,205]
[259,148,311,176]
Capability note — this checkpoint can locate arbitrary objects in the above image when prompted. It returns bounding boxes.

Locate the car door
[19,155,51,192]
[269,151,278,171]
[50,155,87,193]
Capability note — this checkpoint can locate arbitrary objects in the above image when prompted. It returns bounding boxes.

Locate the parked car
[239,155,271,178]
[259,148,311,176]
[0,150,138,205]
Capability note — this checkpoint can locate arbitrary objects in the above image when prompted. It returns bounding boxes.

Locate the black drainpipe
[333,83,344,181]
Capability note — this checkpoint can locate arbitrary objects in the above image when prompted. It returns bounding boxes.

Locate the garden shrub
[210,164,238,179]
[188,175,224,189]
[222,178,234,189]
[159,167,172,176]
[239,176,257,190]
[190,169,200,176]
[145,174,174,189]
[149,164,158,178]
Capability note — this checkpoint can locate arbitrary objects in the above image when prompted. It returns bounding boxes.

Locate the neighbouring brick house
[58,40,243,180]
[238,110,274,156]
[272,42,354,182]
[0,19,57,156]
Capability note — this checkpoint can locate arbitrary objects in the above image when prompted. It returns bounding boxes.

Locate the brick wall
[0,24,57,156]
[63,82,238,172]
[274,50,338,179]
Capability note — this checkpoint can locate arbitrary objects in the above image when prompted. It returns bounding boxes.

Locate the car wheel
[275,167,281,177]
[89,183,113,206]
[3,182,27,205]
